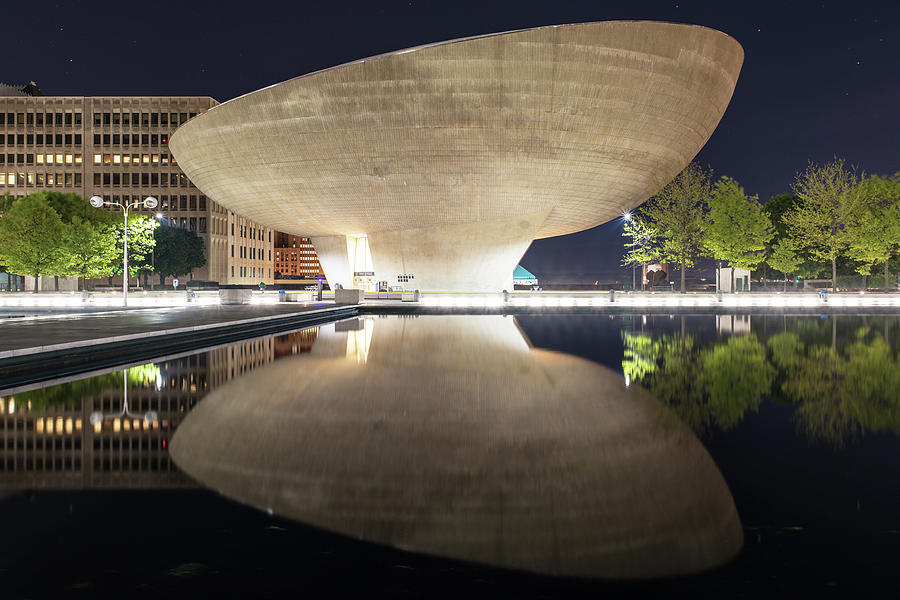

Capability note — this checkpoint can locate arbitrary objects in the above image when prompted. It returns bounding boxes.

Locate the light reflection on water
[0,314,899,589]
[170,315,742,579]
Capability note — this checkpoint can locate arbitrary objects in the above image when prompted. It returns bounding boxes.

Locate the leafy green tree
[763,194,825,281]
[0,195,68,292]
[767,238,804,291]
[107,216,158,286]
[63,215,120,290]
[642,162,710,292]
[621,215,658,290]
[703,176,773,292]
[785,159,867,291]
[846,174,900,289]
[153,224,206,285]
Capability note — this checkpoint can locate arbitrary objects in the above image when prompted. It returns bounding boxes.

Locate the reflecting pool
[1,314,898,596]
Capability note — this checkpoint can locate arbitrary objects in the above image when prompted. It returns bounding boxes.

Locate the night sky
[6,1,898,283]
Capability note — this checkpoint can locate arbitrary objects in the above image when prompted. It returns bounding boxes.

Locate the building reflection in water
[170,315,743,580]
[0,328,319,490]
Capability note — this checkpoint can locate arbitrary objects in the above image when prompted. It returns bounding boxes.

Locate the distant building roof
[0,81,43,97]
[513,265,537,281]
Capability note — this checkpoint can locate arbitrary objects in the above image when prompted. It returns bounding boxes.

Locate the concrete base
[334,288,365,305]
[219,289,253,305]
[279,292,315,303]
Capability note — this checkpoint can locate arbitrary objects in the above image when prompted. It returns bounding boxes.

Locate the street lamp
[623,211,635,291]
[151,212,164,291]
[89,368,158,428]
[89,195,158,307]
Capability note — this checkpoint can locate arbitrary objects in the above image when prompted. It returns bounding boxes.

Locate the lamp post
[89,195,158,307]
[89,368,158,428]
[151,212,164,291]
[623,211,635,291]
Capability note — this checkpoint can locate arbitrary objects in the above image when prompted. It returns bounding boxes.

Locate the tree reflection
[2,363,161,412]
[626,317,900,446]
[771,327,900,446]
[623,331,772,436]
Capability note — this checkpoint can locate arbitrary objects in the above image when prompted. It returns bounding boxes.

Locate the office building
[0,85,273,286]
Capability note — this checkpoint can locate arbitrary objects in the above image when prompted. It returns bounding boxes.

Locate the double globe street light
[89,195,159,307]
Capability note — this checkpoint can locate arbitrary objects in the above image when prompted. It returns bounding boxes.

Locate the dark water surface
[1,314,898,597]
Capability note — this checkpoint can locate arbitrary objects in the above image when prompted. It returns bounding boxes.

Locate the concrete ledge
[280,292,314,303]
[219,289,253,305]
[335,289,365,305]
[0,306,351,361]
[0,305,360,389]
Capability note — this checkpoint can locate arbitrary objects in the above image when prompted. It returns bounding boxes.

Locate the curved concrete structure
[171,316,743,579]
[170,22,743,290]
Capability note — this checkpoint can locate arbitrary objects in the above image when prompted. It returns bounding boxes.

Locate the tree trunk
[731,267,736,294]
[784,275,788,293]
[32,273,40,293]
[717,261,722,292]
[832,317,837,351]
[862,274,867,291]
[54,275,59,292]
[680,258,686,293]
[831,257,837,292]
[886,257,891,291]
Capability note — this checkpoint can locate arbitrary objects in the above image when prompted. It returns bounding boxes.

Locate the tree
[62,215,120,290]
[846,174,900,290]
[763,194,825,282]
[0,195,68,292]
[37,191,121,290]
[785,158,866,292]
[107,215,158,286]
[621,214,658,290]
[153,224,206,284]
[767,238,804,291]
[642,162,710,293]
[703,176,773,292]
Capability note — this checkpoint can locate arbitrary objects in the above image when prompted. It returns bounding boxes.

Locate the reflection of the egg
[171,315,742,579]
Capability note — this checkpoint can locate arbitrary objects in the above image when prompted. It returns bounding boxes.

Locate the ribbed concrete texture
[171,315,743,579]
[170,21,743,290]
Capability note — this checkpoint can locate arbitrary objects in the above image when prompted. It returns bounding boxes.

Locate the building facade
[0,90,274,286]
[273,233,325,284]
[0,328,318,491]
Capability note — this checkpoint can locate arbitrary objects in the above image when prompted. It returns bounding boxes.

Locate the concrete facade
[170,21,744,291]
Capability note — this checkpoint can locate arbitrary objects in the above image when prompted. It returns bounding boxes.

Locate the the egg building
[169,21,743,291]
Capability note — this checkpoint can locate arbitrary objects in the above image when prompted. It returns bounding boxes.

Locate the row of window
[233,246,271,261]
[92,133,169,147]
[235,225,268,241]
[94,193,207,214]
[92,172,192,187]
[233,266,271,279]
[93,153,174,166]
[0,172,82,187]
[1,153,83,165]
[0,111,82,127]
[1,457,83,472]
[93,111,197,128]
[4,133,83,146]
[0,110,200,128]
